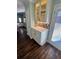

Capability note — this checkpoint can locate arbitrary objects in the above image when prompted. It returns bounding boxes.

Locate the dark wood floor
[17,27,61,59]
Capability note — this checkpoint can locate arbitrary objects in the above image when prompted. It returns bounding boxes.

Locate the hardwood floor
[17,27,61,59]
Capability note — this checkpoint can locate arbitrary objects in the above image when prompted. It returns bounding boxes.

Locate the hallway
[17,28,61,59]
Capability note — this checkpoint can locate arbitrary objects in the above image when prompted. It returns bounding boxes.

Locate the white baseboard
[47,40,61,50]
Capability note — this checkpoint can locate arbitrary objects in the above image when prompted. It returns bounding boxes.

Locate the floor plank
[17,27,61,59]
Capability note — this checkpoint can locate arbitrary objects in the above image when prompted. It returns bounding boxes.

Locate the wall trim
[47,40,61,51]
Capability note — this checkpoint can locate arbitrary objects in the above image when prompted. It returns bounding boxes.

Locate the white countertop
[32,26,48,32]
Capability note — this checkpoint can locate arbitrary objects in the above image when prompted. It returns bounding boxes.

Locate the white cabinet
[31,26,48,46]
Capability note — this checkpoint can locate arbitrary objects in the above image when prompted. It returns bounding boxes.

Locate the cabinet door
[31,28,36,39]
[35,31,41,44]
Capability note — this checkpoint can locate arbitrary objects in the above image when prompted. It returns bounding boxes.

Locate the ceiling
[17,0,29,12]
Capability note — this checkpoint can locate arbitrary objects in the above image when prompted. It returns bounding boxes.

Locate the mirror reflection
[34,0,48,28]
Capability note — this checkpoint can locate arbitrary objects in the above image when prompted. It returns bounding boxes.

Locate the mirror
[34,0,48,28]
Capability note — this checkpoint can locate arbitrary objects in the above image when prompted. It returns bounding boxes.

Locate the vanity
[31,26,48,46]
[30,0,48,46]
[26,0,49,46]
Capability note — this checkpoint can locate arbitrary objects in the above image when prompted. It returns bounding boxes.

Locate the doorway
[47,4,61,50]
[51,10,61,50]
